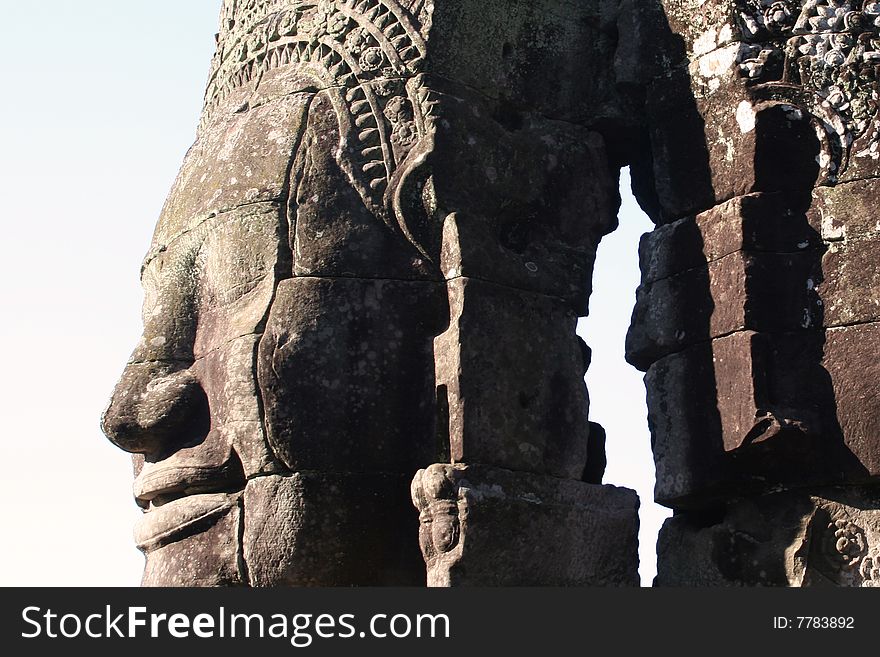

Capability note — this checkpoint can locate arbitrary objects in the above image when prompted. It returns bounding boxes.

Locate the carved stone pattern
[817,514,880,587]
[859,547,880,585]
[736,1,880,178]
[823,517,869,568]
[200,1,436,232]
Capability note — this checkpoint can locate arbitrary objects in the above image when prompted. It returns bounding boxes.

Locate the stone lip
[134,492,240,552]
[133,457,243,503]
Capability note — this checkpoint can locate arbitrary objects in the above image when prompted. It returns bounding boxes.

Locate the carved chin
[240,472,425,587]
[141,503,245,587]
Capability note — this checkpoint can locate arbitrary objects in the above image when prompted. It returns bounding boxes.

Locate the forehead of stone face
[151,88,312,250]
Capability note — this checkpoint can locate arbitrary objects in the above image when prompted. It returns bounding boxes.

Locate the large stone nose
[101,362,210,458]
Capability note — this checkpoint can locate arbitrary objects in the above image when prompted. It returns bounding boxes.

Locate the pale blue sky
[0,0,666,586]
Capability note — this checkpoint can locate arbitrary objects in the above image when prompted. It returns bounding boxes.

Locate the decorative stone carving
[734,1,880,181]
[656,489,880,586]
[411,464,640,587]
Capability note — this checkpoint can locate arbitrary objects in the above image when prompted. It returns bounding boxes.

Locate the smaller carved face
[418,500,461,559]
[412,464,463,565]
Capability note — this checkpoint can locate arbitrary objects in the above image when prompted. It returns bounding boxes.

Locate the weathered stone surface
[627,249,822,370]
[656,488,880,587]
[638,14,829,218]
[188,204,288,358]
[820,239,880,326]
[243,472,423,586]
[288,85,439,281]
[109,200,285,371]
[647,79,823,220]
[411,464,639,586]
[106,0,637,589]
[639,66,717,221]
[631,0,880,585]
[155,94,311,244]
[825,321,880,476]
[647,338,729,507]
[435,277,590,480]
[141,501,243,587]
[258,275,447,473]
[647,329,865,507]
[639,193,821,284]
[103,206,286,459]
[423,0,630,124]
[660,0,743,55]
[641,0,880,218]
[106,335,275,478]
[132,437,242,509]
[102,363,209,456]
[431,108,619,313]
[808,178,880,243]
[192,334,278,478]
[437,213,598,314]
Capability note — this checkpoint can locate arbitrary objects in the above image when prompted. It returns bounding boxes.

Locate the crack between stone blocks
[825,317,880,332]
[639,325,812,369]
[289,272,580,309]
[640,244,825,286]
[193,331,265,362]
[126,357,195,368]
[443,460,603,487]
[220,274,276,299]
[659,176,880,236]
[291,272,443,284]
[236,495,251,586]
[642,317,880,369]
[832,172,880,187]
[244,469,418,481]
[443,274,577,308]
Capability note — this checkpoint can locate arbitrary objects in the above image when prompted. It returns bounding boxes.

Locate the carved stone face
[101,0,446,586]
[102,0,619,586]
[101,75,308,585]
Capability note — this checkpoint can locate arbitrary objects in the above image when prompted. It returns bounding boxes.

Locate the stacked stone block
[629,0,880,586]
